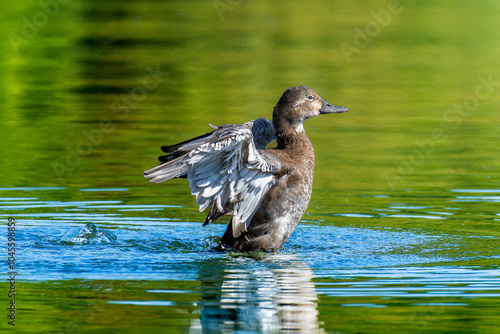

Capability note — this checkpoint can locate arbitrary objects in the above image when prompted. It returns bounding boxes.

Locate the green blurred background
[2,0,499,192]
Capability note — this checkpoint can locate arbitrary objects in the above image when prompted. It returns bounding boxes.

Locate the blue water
[1,188,457,281]
[2,187,500,333]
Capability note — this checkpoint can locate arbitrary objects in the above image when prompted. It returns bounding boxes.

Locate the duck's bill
[319,98,349,114]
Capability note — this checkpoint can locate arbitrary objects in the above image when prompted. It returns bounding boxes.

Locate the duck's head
[273,86,348,133]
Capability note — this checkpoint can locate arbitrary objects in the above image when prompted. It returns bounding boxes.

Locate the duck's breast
[247,147,315,248]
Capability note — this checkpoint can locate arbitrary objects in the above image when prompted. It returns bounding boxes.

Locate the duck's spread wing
[242,117,276,149]
[143,120,280,238]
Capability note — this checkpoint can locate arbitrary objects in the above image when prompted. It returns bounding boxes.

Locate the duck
[143,86,348,252]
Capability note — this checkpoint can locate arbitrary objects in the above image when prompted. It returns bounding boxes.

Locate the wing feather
[143,119,280,237]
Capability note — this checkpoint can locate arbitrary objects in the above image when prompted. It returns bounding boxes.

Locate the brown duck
[144,86,348,251]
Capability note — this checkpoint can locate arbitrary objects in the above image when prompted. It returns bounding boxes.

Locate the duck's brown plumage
[144,86,348,251]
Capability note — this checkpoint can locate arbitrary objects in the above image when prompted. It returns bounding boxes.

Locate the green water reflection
[2,0,500,333]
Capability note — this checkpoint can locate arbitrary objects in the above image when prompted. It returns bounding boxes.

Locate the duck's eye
[307,95,314,101]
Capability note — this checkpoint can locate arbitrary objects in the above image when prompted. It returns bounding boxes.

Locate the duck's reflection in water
[193,254,323,333]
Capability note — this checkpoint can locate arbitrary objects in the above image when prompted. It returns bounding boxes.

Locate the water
[2,187,500,333]
[2,0,500,333]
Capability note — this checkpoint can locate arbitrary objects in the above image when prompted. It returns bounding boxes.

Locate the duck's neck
[275,124,312,151]
[273,105,314,151]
